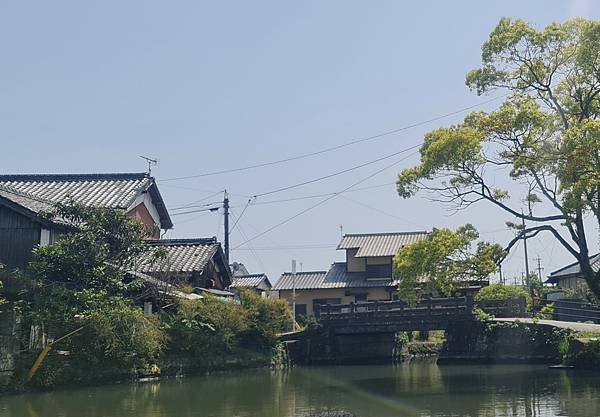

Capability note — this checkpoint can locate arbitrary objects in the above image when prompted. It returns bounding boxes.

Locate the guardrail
[316,296,529,323]
[549,299,600,323]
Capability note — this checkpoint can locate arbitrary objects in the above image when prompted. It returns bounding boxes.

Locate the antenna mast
[139,156,159,175]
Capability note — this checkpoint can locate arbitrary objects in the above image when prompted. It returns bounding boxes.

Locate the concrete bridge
[283,297,600,364]
[316,296,525,334]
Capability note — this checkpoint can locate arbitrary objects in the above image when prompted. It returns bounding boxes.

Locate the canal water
[2,361,600,417]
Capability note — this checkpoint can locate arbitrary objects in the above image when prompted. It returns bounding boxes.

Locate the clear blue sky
[1,1,598,281]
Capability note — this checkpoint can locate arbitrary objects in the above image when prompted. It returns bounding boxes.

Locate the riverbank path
[493,317,600,333]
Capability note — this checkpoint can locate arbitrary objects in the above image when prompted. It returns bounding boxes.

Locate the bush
[475,284,532,309]
[167,293,291,369]
[25,297,167,388]
[239,290,290,349]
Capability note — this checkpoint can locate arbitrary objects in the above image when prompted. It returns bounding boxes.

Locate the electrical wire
[233,151,419,249]
[252,145,419,198]
[161,94,507,181]
[229,199,251,234]
[248,182,396,206]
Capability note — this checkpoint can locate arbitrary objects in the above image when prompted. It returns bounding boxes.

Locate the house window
[354,293,368,303]
[313,298,341,316]
[366,263,392,279]
[295,304,307,319]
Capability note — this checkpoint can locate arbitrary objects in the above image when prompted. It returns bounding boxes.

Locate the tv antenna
[139,156,159,175]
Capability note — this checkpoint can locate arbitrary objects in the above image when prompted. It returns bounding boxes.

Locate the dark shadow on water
[2,362,600,417]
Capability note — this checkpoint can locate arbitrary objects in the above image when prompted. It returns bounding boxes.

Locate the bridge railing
[316,296,529,321]
[476,297,527,318]
[317,296,473,320]
[540,299,600,323]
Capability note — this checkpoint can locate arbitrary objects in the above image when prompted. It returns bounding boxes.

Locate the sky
[1,0,599,282]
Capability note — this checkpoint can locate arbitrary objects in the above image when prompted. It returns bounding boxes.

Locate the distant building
[0,173,172,269]
[230,262,250,277]
[546,254,599,290]
[136,238,232,291]
[230,273,272,297]
[274,231,429,318]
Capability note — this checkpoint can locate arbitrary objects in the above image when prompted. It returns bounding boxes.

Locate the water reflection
[2,362,600,417]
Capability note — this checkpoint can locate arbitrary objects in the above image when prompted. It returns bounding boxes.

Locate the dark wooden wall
[0,206,41,270]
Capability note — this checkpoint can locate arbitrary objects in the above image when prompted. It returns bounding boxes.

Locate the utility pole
[536,256,544,282]
[521,212,531,295]
[499,263,504,285]
[223,190,230,263]
[291,259,297,331]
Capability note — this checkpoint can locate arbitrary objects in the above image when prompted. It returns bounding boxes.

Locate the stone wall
[440,320,571,363]
[0,304,20,386]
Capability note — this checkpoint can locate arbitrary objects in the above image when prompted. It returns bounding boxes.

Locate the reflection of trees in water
[435,365,600,417]
[4,365,600,417]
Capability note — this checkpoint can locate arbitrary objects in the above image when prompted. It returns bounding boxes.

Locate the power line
[229,200,251,234]
[161,94,507,181]
[170,206,219,216]
[229,211,268,272]
[339,194,424,228]
[233,151,418,249]
[252,145,419,198]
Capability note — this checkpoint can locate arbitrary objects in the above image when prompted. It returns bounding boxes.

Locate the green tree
[394,225,503,304]
[396,18,600,297]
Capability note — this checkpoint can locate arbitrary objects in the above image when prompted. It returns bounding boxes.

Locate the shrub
[239,290,291,350]
[168,297,249,360]
[475,284,532,309]
[26,297,167,388]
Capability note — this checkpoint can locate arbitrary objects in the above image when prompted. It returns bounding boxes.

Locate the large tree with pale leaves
[396,18,600,297]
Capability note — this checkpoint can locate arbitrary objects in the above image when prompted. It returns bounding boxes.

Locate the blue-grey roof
[231,274,271,289]
[0,173,172,229]
[337,231,428,257]
[273,262,397,291]
[547,254,600,282]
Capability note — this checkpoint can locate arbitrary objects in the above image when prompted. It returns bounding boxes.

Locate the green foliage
[167,294,291,369]
[396,17,600,298]
[27,297,166,388]
[535,303,554,320]
[473,306,493,321]
[30,202,149,297]
[394,225,504,303]
[475,284,531,305]
[564,338,600,369]
[239,290,291,349]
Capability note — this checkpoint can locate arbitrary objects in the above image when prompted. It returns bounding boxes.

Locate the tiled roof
[273,263,397,291]
[0,185,56,216]
[547,254,600,282]
[337,231,428,257]
[231,274,271,289]
[136,238,220,274]
[0,173,172,229]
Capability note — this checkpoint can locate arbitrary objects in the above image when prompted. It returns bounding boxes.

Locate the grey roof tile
[0,173,172,229]
[231,274,271,289]
[548,254,600,281]
[136,238,220,274]
[273,263,397,290]
[337,231,428,257]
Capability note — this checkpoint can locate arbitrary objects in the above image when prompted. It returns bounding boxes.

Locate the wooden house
[0,173,172,270]
[546,254,600,290]
[135,238,232,292]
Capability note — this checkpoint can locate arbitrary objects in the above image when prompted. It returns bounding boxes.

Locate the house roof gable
[0,173,172,229]
[337,231,429,257]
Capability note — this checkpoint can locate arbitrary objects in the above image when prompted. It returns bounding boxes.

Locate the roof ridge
[0,172,149,182]
[281,270,327,275]
[145,238,218,246]
[342,231,429,237]
[549,253,600,276]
